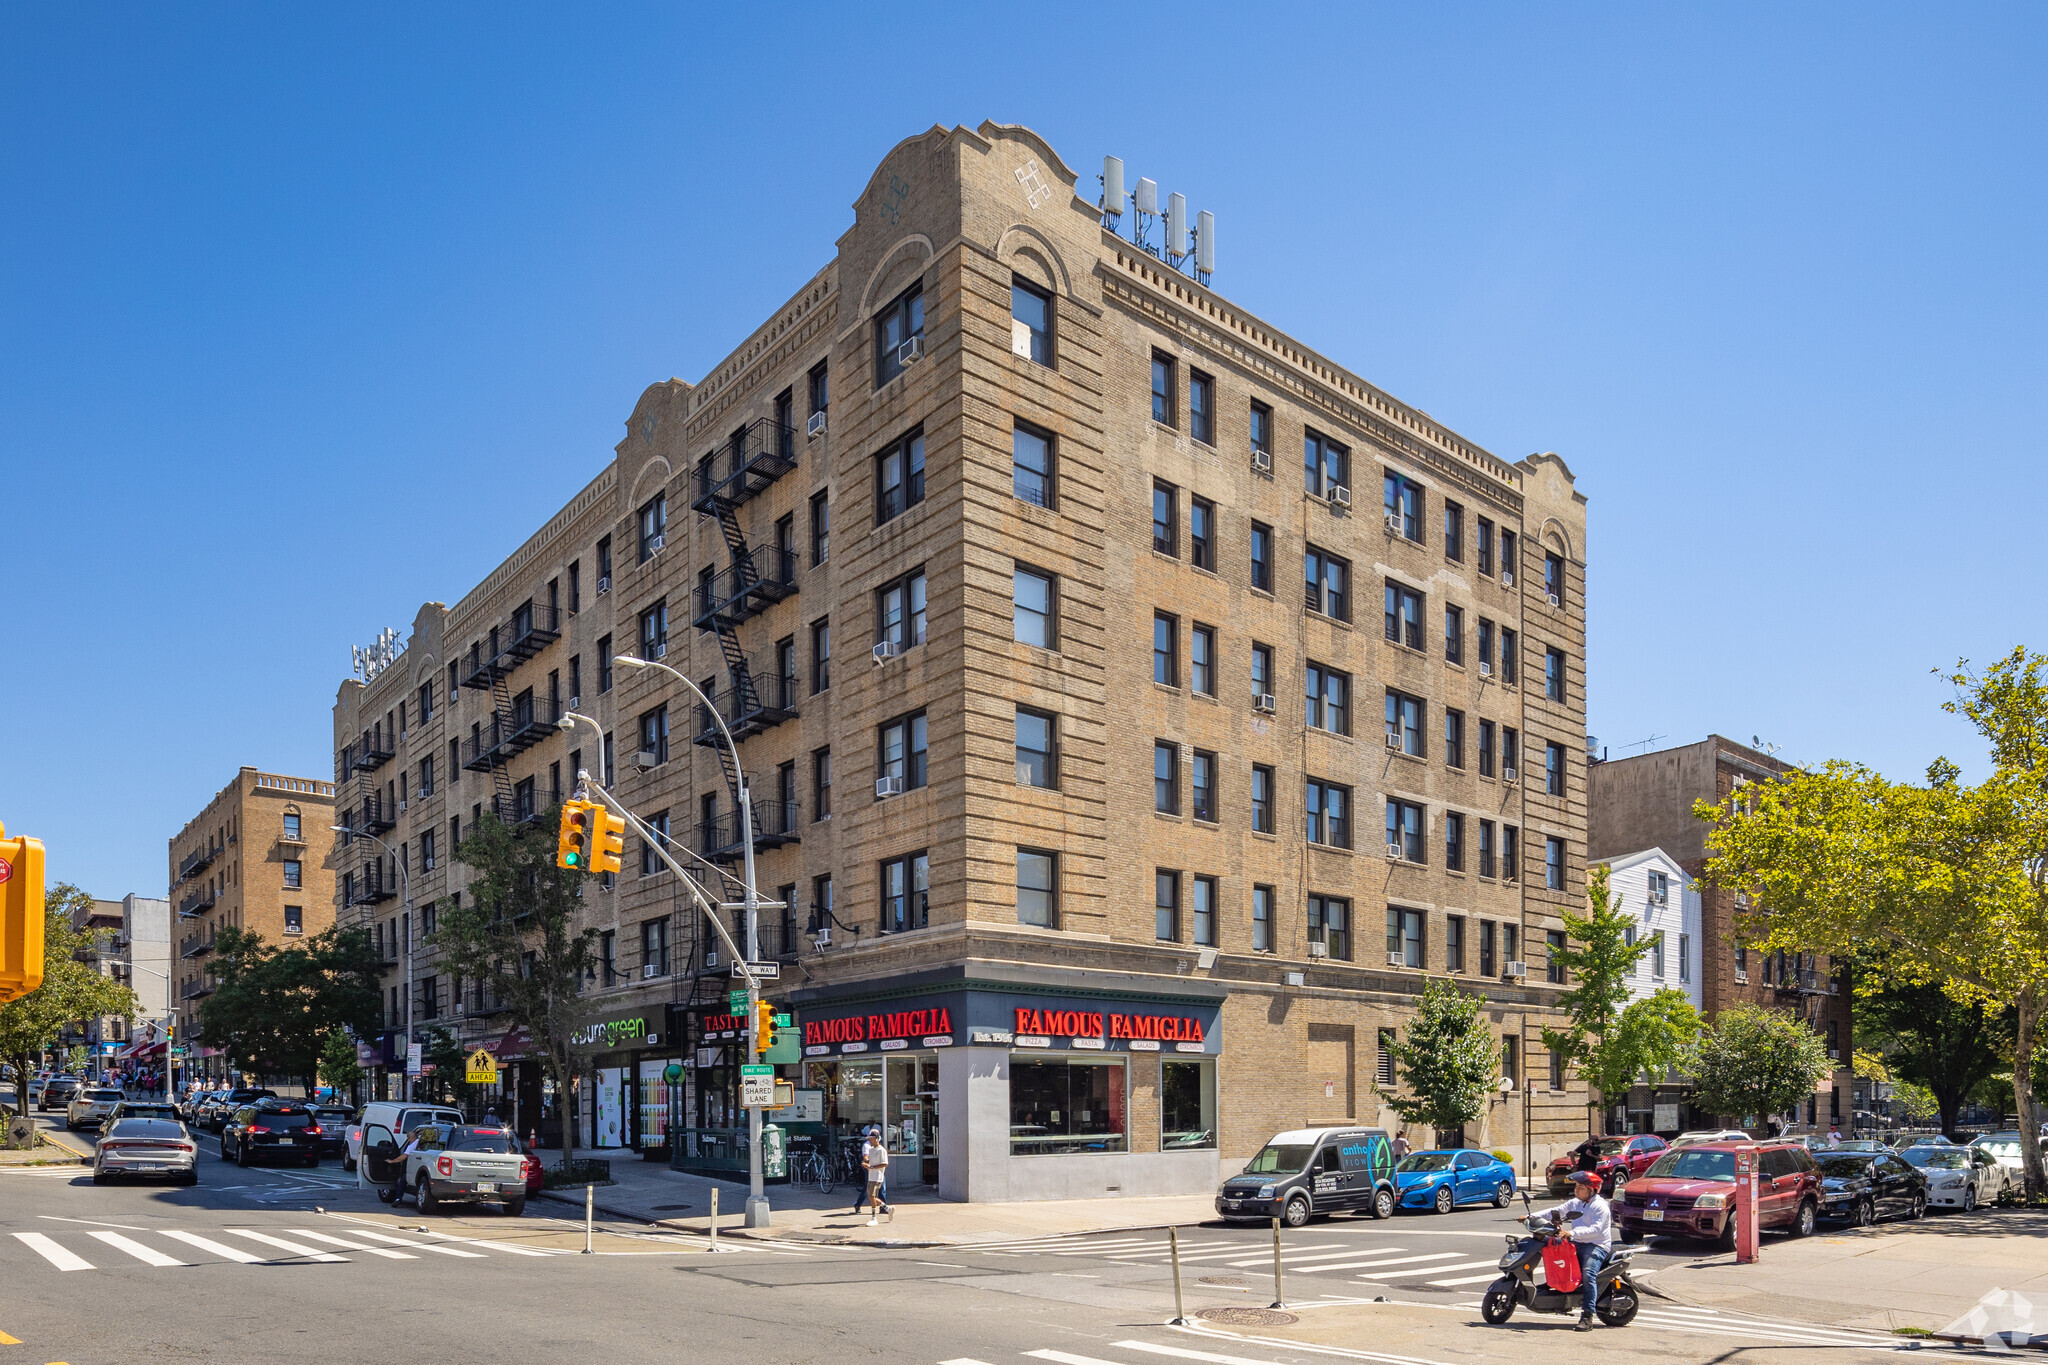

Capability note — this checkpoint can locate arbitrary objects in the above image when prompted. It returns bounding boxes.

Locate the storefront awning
[494,1028,531,1060]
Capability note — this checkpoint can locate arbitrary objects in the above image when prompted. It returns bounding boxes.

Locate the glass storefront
[1161,1058,1217,1149]
[805,1056,940,1183]
[1010,1054,1126,1155]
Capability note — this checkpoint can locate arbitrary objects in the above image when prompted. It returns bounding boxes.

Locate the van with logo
[1215,1126,1398,1226]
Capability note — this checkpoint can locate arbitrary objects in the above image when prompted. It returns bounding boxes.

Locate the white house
[1601,848,1702,1013]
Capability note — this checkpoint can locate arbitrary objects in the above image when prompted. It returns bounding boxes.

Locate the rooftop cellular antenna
[1098,154,1215,287]
[1100,156,1126,220]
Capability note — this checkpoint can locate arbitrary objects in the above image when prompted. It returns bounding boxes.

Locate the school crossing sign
[465,1049,498,1085]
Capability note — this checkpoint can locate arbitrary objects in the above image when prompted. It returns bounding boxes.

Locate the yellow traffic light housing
[0,820,48,1003]
[755,999,777,1057]
[555,800,595,871]
[592,807,627,876]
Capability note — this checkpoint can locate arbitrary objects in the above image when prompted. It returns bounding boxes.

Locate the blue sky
[4,6,2043,898]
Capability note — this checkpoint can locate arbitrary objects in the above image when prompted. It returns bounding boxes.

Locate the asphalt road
[0,1111,1968,1365]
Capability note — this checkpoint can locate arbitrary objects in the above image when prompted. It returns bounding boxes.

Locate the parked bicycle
[785,1146,833,1194]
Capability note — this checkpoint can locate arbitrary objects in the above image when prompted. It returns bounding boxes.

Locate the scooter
[1480,1194,1641,1328]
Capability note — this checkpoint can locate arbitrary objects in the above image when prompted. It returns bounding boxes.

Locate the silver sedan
[92,1117,199,1185]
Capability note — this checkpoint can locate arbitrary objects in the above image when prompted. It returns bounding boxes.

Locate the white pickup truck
[361,1121,529,1216]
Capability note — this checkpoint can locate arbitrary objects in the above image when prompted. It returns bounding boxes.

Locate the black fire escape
[690,417,802,861]
[460,601,562,821]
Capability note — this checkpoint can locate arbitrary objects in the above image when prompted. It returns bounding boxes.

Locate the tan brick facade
[331,122,1595,1191]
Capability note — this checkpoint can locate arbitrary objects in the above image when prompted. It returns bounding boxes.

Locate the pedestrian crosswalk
[959,1233,1513,1292]
[9,1223,586,1272]
[1594,1303,1944,1353]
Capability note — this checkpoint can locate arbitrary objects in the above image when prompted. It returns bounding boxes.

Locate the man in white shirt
[863,1130,891,1226]
[1547,1169,1614,1329]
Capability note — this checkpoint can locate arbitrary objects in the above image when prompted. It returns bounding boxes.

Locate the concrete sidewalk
[1644,1208,2048,1333]
[531,1146,1217,1246]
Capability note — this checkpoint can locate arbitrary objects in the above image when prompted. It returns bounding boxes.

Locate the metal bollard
[1168,1226,1188,1325]
[583,1182,594,1254]
[1270,1215,1285,1309]
[709,1184,719,1251]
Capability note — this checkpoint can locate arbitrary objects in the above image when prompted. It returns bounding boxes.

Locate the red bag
[1541,1240,1582,1293]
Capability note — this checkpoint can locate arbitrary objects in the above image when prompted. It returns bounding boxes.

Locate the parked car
[191,1091,231,1130]
[106,1101,180,1124]
[1215,1126,1398,1225]
[1815,1150,1931,1225]
[1903,1144,2007,1211]
[1616,1141,1822,1249]
[220,1099,323,1167]
[343,1102,465,1172]
[65,1087,127,1130]
[1394,1149,1517,1213]
[91,1116,198,1186]
[204,1088,277,1133]
[1545,1134,1669,1197]
[38,1077,81,1112]
[1827,1139,1889,1153]
[26,1072,51,1104]
[1670,1129,1752,1147]
[1969,1133,2040,1185]
[309,1106,355,1160]
[360,1121,529,1216]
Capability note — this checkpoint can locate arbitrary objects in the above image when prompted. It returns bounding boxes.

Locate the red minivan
[1616,1140,1822,1249]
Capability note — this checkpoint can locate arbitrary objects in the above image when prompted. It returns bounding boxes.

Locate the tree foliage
[1688,1003,1835,1125]
[1383,979,1498,1139]
[317,1028,364,1097]
[0,884,138,1114]
[1855,968,2004,1137]
[432,809,596,1165]
[199,924,383,1088]
[1697,646,2048,1194]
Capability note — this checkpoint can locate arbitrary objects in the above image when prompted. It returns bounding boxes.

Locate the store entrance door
[883,1056,939,1186]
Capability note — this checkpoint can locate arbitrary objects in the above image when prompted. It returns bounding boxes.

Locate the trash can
[761,1123,787,1180]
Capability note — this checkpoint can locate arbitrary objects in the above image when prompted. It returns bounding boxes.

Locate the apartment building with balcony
[1589,735,1855,1131]
[165,768,337,1081]
[330,121,1594,1195]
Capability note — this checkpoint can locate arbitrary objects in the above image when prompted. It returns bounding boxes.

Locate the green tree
[317,1028,364,1100]
[0,884,138,1119]
[200,924,383,1090]
[1383,979,1498,1142]
[1538,865,1700,1131]
[1688,1003,1834,1125]
[432,809,596,1167]
[1855,970,2004,1137]
[1697,646,2048,1195]
[1891,1079,1940,1122]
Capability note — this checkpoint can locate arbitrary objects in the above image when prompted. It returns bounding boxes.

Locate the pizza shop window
[1010,1055,1127,1155]
[1161,1058,1217,1150]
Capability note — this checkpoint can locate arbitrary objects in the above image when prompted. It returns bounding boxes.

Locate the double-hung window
[1385,798,1424,862]
[1383,472,1421,539]
[1479,719,1496,777]
[1385,689,1424,757]
[638,706,669,766]
[1011,278,1052,364]
[1476,516,1495,575]
[1501,628,1519,684]
[1013,421,1053,507]
[880,851,931,932]
[1015,709,1056,788]
[1447,915,1466,971]
[1154,742,1180,814]
[1152,612,1178,686]
[1478,819,1497,878]
[1155,870,1180,940]
[1546,837,1566,890]
[1191,875,1217,946]
[1017,849,1057,927]
[1189,371,1214,445]
[642,917,670,975]
[1477,617,1494,674]
[641,811,670,877]
[1304,546,1349,620]
[1479,920,1497,975]
[1013,566,1054,647]
[1445,708,1465,768]
[1310,895,1352,960]
[1384,580,1423,648]
[1445,605,1464,664]
[878,711,929,793]
[1305,662,1349,735]
[1545,741,1565,795]
[875,428,926,524]
[1249,521,1272,591]
[1251,643,1274,705]
[1305,778,1351,848]
[1503,826,1520,883]
[1545,647,1566,701]
[811,618,831,694]
[1152,480,1177,556]
[808,361,829,420]
[1504,726,1520,778]
[875,283,924,385]
[1444,500,1463,561]
[1304,429,1348,497]
[1249,401,1272,468]
[1151,352,1176,425]
[876,569,927,651]
[639,601,667,660]
[1546,928,1568,983]
[813,747,832,819]
[1386,907,1424,968]
[1190,751,1216,822]
[1190,624,1215,696]
[1445,812,1465,871]
[638,495,666,562]
[810,490,829,565]
[1251,764,1275,833]
[1252,885,1274,951]
[1189,497,1215,571]
[1545,552,1565,605]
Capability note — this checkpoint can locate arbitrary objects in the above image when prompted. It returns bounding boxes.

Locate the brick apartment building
[330,121,1595,1199]
[1589,735,1855,1132]
[166,768,338,1082]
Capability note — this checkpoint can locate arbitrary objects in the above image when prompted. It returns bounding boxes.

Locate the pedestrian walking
[1392,1129,1412,1160]
[862,1127,892,1226]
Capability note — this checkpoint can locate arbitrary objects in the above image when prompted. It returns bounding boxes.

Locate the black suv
[220,1099,323,1167]
[204,1087,276,1133]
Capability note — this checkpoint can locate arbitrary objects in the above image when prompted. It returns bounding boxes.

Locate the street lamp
[333,824,413,1101]
[594,654,771,1229]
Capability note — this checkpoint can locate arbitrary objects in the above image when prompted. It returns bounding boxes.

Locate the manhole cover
[1196,1308,1298,1326]
[1198,1275,1249,1287]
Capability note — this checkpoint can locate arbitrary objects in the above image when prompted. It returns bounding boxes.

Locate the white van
[343,1102,464,1171]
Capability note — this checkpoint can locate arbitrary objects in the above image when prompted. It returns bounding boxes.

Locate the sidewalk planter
[541,1158,613,1189]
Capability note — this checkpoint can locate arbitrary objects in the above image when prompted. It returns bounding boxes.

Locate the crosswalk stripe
[222,1230,347,1262]
[159,1231,267,1263]
[1116,1340,1329,1364]
[1024,1351,1124,1365]
[1631,1311,1894,1346]
[13,1232,94,1271]
[1295,1251,1466,1273]
[1425,1272,1507,1287]
[282,1230,417,1259]
[346,1229,486,1257]
[85,1231,186,1267]
[1368,1259,1501,1278]
[937,1359,999,1364]
[404,1229,557,1257]
[1223,1246,1394,1268]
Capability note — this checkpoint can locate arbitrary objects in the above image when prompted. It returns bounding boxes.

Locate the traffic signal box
[592,808,627,875]
[0,820,47,1003]
[555,800,595,871]
[755,999,777,1057]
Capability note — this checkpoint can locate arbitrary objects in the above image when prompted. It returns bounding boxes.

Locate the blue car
[1394,1148,1519,1213]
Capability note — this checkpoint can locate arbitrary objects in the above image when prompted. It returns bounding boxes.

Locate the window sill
[1306,612,1355,631]
[1384,748,1426,765]
[1191,818,1221,831]
[1154,810,1184,822]
[1250,829,1278,842]
[1151,549,1182,566]
[1307,728,1353,744]
[1152,682,1182,696]
[1308,843,1354,857]
[1382,638,1429,659]
[1151,420,1179,438]
[1249,586,1274,600]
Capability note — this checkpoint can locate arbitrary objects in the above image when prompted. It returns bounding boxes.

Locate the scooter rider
[1548,1169,1614,1330]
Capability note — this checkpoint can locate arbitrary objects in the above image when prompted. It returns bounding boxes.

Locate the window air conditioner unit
[650,642,668,660]
[1827,1047,1840,1061]
[1306,941,1329,959]
[1384,733,1403,750]
[1504,961,1527,979]
[642,963,660,979]
[1326,485,1351,510]
[896,336,925,367]
[1387,952,1407,968]
[874,775,904,798]
[648,533,666,554]
[807,411,828,439]
[1479,661,1493,677]
[1734,970,1748,984]
[568,696,580,711]
[1547,592,1561,608]
[1250,449,1272,474]
[398,798,407,813]
[872,641,901,664]
[1252,693,1276,714]
[1385,842,1404,861]
[1649,889,1668,906]
[813,926,831,950]
[1503,766,1518,784]
[1383,511,1402,534]
[1500,569,1515,587]
[597,575,612,594]
[453,1001,464,1016]
[634,750,659,771]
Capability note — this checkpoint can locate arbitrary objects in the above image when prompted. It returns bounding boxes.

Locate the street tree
[1855,970,2004,1137]
[1383,979,1498,1144]
[317,1028,364,1101]
[0,884,138,1119]
[1688,1002,1834,1126]
[201,924,383,1090]
[432,808,597,1168]
[1538,865,1700,1132]
[1697,646,2048,1195]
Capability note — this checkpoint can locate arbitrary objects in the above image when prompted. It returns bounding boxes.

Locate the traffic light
[755,999,778,1057]
[555,800,595,871]
[0,820,48,1004]
[591,807,628,876]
